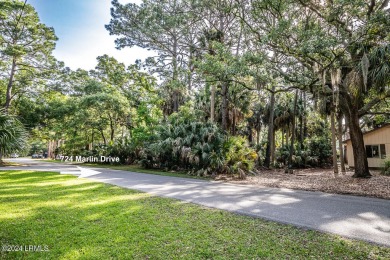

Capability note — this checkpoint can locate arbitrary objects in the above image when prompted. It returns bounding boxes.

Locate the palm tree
[0,110,28,162]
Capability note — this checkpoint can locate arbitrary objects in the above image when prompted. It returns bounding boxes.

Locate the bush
[305,136,332,167]
[140,120,257,178]
[140,121,225,173]
[223,136,257,175]
[106,138,139,164]
[382,160,390,176]
[275,135,332,168]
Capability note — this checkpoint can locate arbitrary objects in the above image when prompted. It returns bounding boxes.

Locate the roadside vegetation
[0,111,28,164]
[382,160,390,176]
[1,1,389,258]
[1,170,389,259]
[1,0,389,180]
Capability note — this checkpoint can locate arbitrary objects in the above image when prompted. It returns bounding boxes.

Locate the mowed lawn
[0,171,389,259]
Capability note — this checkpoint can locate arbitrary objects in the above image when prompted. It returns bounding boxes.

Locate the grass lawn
[0,171,389,259]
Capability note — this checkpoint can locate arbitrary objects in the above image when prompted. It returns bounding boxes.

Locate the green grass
[84,164,208,179]
[0,171,389,259]
[45,159,208,179]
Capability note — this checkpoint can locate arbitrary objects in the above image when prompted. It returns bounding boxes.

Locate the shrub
[305,136,332,167]
[223,136,257,175]
[140,121,225,173]
[140,121,257,178]
[275,135,332,168]
[106,138,139,164]
[382,160,390,176]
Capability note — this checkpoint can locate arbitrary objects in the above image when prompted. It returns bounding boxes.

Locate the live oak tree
[237,0,390,177]
[0,0,57,112]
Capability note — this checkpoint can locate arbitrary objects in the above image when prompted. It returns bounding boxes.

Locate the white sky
[29,0,153,71]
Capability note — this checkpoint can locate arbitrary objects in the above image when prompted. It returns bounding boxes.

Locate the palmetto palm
[0,111,28,159]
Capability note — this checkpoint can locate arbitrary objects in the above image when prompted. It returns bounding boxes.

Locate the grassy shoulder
[0,161,23,167]
[43,159,208,180]
[0,170,389,259]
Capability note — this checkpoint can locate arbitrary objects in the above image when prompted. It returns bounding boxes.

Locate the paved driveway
[3,158,390,247]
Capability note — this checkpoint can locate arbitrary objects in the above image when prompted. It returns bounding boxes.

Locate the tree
[237,0,390,177]
[0,0,57,112]
[264,84,275,168]
[106,0,195,114]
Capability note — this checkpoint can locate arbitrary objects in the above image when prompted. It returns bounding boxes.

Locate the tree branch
[358,89,390,116]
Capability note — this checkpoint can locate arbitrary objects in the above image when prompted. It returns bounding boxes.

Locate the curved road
[2,158,390,247]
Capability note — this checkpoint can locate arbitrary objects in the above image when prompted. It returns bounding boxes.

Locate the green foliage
[223,136,257,174]
[0,0,57,110]
[28,139,46,155]
[0,111,28,156]
[141,120,225,174]
[304,136,332,167]
[276,117,332,168]
[27,55,163,157]
[106,138,139,164]
[139,105,257,177]
[3,0,388,179]
[381,160,390,176]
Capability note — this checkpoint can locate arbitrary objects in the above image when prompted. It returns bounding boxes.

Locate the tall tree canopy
[1,0,389,179]
[235,0,390,177]
[0,0,57,112]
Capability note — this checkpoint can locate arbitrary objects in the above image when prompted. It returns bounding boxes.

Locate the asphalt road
[3,158,390,247]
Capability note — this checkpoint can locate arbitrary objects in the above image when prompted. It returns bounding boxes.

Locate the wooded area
[1,0,389,178]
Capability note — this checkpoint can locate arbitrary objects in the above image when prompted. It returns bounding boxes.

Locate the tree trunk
[108,114,115,142]
[4,58,17,112]
[173,91,179,112]
[232,109,236,135]
[271,128,276,163]
[221,82,228,131]
[264,85,275,168]
[330,111,339,175]
[210,84,216,123]
[286,125,289,150]
[256,124,261,146]
[287,90,298,171]
[47,141,51,159]
[172,35,179,112]
[188,43,194,92]
[248,125,253,144]
[299,91,304,150]
[91,131,94,150]
[110,127,115,142]
[347,111,371,178]
[338,116,346,174]
[303,92,308,138]
[339,87,371,178]
[110,123,115,142]
[100,129,107,146]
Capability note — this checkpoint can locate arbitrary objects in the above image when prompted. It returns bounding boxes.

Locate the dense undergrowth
[68,105,333,178]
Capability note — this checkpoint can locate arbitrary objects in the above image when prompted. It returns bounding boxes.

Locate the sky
[28,0,152,71]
